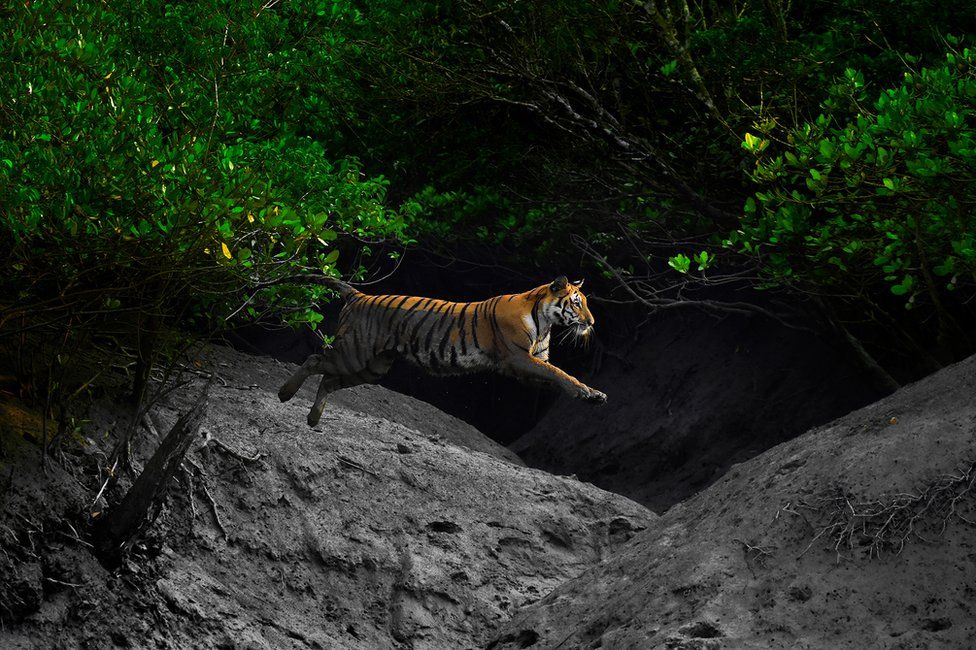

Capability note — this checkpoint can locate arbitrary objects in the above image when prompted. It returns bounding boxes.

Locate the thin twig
[44,578,85,589]
[210,437,263,463]
[337,456,379,478]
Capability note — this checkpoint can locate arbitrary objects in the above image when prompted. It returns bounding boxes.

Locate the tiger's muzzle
[574,323,594,339]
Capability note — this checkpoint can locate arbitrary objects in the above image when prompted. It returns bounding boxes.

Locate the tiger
[277,275,608,426]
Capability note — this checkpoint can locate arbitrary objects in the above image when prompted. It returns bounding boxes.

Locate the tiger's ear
[550,276,569,293]
[571,279,584,288]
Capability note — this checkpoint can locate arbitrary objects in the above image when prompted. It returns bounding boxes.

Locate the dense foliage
[741,49,976,352]
[0,0,415,344]
[2,0,975,403]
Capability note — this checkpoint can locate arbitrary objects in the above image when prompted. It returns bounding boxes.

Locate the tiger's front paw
[578,386,607,404]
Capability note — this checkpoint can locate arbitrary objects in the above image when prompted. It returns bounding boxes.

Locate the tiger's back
[339,291,525,375]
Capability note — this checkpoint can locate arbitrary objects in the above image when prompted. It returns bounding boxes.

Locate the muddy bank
[0,346,651,649]
[492,353,976,648]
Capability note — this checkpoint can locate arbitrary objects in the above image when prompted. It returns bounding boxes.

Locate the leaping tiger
[278,275,607,426]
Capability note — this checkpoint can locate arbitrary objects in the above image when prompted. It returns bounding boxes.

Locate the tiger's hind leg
[278,340,365,403]
[278,348,333,403]
[306,351,396,426]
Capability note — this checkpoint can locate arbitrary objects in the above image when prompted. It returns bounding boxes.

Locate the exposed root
[183,460,226,539]
[786,460,976,561]
[200,480,227,539]
[208,436,262,464]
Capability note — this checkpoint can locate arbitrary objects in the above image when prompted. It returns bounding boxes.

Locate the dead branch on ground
[95,379,211,564]
[786,460,976,562]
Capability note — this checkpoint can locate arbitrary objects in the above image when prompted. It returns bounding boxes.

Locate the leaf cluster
[0,0,415,344]
[738,46,976,336]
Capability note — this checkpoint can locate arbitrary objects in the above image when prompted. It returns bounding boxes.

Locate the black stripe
[531,298,542,340]
[386,295,412,331]
[456,304,469,355]
[357,295,383,337]
[391,303,417,349]
[391,294,411,312]
[436,302,457,329]
[400,296,423,314]
[406,299,439,352]
[360,296,383,342]
[437,310,456,359]
[450,346,459,368]
[486,297,503,347]
[363,295,394,344]
[400,298,434,339]
[470,300,481,349]
[412,297,435,316]
[427,303,455,352]
[376,294,399,312]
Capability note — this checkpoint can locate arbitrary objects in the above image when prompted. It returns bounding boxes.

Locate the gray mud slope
[0,346,652,649]
[217,345,524,466]
[492,353,976,649]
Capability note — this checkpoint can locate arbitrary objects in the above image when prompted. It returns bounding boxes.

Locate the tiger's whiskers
[557,328,574,346]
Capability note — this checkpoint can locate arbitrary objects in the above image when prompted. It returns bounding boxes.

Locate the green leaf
[890,275,914,296]
[933,257,955,276]
[659,59,678,77]
[693,251,713,271]
[668,254,691,274]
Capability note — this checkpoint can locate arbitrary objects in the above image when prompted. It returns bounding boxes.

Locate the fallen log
[95,380,210,564]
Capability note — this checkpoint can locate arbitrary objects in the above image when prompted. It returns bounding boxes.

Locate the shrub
[736,47,976,346]
[0,1,413,402]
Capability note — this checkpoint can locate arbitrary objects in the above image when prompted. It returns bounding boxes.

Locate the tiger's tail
[265,274,361,300]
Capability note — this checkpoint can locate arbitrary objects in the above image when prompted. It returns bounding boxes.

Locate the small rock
[396,443,413,454]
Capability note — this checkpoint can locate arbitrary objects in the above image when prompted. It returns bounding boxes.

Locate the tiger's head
[545,275,594,338]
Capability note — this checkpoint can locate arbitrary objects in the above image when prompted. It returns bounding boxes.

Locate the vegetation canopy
[1,0,975,430]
